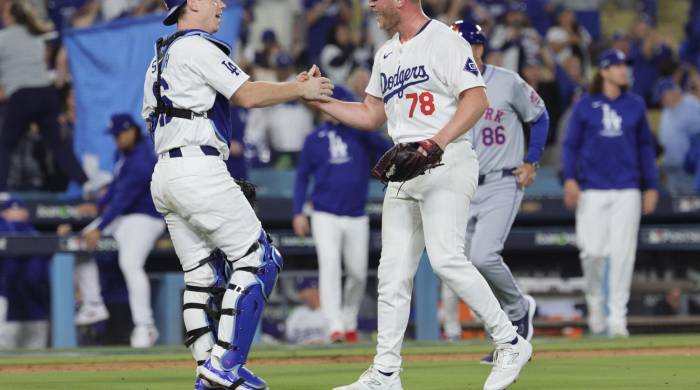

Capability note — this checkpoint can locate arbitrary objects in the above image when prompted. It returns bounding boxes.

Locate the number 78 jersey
[365,20,486,144]
[469,64,546,173]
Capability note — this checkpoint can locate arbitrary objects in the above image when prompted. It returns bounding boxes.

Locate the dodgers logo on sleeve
[464,57,479,76]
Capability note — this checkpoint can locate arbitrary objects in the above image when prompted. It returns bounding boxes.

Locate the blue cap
[262,29,276,43]
[331,84,355,102]
[451,20,487,45]
[598,49,630,68]
[654,77,680,104]
[295,276,318,290]
[275,52,293,68]
[106,113,139,136]
[162,0,186,26]
[0,196,25,212]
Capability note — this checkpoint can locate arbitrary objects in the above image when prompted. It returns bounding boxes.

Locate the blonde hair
[9,0,54,36]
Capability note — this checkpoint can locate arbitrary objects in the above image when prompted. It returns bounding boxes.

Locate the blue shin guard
[217,232,283,371]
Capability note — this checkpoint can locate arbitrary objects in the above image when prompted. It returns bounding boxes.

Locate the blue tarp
[63,8,241,173]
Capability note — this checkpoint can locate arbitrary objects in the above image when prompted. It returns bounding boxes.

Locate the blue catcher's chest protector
[151,29,234,143]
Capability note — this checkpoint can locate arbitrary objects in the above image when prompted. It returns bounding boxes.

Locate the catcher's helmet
[162,0,186,26]
[451,20,486,46]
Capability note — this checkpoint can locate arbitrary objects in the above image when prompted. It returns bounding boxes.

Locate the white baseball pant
[373,140,517,373]
[576,189,641,334]
[150,152,262,271]
[311,211,369,335]
[78,213,166,327]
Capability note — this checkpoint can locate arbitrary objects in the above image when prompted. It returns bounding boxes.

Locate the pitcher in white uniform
[441,21,549,364]
[306,0,532,389]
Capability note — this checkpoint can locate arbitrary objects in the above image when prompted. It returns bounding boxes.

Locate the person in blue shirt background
[292,85,390,343]
[655,77,700,194]
[225,106,249,180]
[562,49,659,338]
[78,113,165,348]
[0,196,51,349]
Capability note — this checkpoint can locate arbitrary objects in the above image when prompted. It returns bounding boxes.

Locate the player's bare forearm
[315,94,387,131]
[432,87,488,149]
[231,78,332,108]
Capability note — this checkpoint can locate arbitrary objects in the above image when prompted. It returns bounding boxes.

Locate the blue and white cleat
[199,359,267,390]
[194,376,224,390]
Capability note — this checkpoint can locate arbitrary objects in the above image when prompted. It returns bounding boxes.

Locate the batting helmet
[162,0,186,26]
[451,20,487,46]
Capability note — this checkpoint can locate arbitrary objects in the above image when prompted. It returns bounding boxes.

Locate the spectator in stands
[546,7,591,68]
[562,49,659,338]
[245,53,314,168]
[79,113,165,348]
[0,196,50,349]
[69,0,162,27]
[628,16,674,106]
[488,3,542,73]
[681,1,700,70]
[292,85,390,343]
[320,22,358,84]
[253,29,281,70]
[303,0,350,66]
[285,277,329,344]
[0,0,89,192]
[656,78,700,194]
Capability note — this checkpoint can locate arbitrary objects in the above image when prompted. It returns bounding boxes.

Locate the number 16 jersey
[468,64,546,174]
[365,20,485,144]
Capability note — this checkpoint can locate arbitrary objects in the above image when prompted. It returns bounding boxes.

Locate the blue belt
[167,145,220,158]
[478,169,514,185]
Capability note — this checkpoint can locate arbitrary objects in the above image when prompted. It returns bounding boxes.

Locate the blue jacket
[0,218,50,321]
[97,137,160,230]
[563,92,659,190]
[294,123,392,217]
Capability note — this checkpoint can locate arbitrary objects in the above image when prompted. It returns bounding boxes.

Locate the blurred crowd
[1,0,700,192]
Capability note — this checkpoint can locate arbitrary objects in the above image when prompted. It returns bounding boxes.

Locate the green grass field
[1,335,699,390]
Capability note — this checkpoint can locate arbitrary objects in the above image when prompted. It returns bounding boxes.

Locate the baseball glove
[371,139,444,183]
[235,179,257,206]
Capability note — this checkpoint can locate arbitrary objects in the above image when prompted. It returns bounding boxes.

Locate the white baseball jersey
[142,34,250,158]
[469,65,545,173]
[365,20,485,143]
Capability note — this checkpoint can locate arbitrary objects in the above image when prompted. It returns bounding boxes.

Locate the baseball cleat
[345,330,359,344]
[483,335,533,390]
[512,295,536,341]
[75,303,109,326]
[482,295,537,366]
[330,331,345,344]
[194,377,224,389]
[130,324,159,348]
[479,352,495,366]
[199,359,267,390]
[332,365,403,390]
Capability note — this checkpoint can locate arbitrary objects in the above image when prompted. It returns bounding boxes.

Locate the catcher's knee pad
[217,231,283,370]
[183,254,229,365]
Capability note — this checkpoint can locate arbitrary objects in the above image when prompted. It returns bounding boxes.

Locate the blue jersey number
[481,126,505,146]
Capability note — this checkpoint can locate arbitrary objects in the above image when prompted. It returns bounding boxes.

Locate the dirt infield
[1,347,699,374]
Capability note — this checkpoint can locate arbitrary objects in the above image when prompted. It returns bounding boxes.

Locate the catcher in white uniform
[441,21,549,363]
[307,0,532,388]
[144,1,332,389]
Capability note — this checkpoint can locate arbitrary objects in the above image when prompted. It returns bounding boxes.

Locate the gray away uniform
[445,64,546,325]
